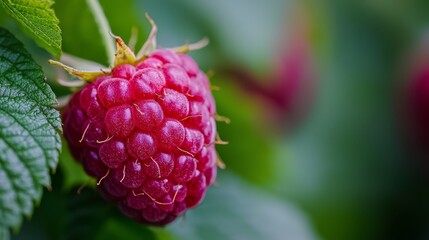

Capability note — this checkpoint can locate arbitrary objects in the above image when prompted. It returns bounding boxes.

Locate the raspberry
[61,42,219,226]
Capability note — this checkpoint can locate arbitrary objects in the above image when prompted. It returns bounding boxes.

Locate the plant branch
[86,0,115,65]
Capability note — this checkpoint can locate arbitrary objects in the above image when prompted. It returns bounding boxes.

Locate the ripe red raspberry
[62,49,217,225]
[58,23,220,225]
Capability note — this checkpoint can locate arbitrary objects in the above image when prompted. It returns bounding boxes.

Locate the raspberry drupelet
[54,16,222,226]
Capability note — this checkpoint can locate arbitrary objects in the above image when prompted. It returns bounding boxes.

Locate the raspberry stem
[86,0,115,65]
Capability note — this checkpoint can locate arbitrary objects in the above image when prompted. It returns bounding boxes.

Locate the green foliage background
[0,0,429,239]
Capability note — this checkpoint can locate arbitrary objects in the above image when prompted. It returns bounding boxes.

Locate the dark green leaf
[65,188,112,240]
[65,188,157,240]
[95,218,157,240]
[11,171,66,240]
[59,140,94,191]
[0,28,61,234]
[0,0,62,58]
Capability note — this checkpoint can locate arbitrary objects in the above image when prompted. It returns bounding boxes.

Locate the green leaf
[65,188,112,240]
[0,28,61,234]
[95,218,157,240]
[212,77,276,185]
[65,188,157,240]
[0,226,9,240]
[0,0,62,58]
[11,171,66,240]
[162,172,318,240]
[59,139,94,191]
[54,0,148,66]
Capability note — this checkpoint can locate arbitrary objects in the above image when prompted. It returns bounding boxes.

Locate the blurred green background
[2,0,429,239]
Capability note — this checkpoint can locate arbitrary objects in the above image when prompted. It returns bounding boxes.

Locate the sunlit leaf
[0,0,62,58]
